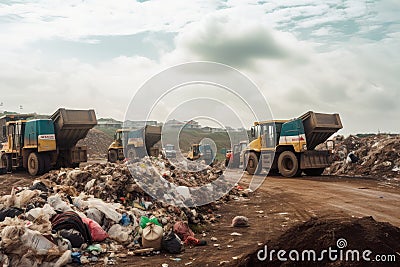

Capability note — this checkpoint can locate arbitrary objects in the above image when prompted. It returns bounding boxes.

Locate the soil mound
[77,128,113,159]
[239,216,400,266]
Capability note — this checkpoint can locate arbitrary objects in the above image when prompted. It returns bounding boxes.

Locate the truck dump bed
[144,126,161,152]
[125,125,161,153]
[50,108,97,149]
[299,111,342,150]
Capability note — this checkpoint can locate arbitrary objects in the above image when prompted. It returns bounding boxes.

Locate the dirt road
[116,173,400,266]
[0,171,398,266]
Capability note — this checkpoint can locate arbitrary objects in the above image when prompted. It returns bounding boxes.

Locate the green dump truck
[0,108,97,175]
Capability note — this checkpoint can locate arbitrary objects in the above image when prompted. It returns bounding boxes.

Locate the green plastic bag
[140,216,161,229]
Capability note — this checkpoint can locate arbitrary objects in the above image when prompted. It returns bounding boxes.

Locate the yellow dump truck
[0,108,97,175]
[108,125,161,162]
[244,111,342,177]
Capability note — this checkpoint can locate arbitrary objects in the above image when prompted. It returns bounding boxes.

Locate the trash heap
[0,158,245,266]
[325,134,400,178]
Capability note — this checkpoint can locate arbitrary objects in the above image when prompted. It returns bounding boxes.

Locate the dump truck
[244,111,342,177]
[187,144,214,164]
[108,125,161,162]
[0,108,97,176]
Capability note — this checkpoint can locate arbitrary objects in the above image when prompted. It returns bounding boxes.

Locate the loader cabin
[250,120,288,150]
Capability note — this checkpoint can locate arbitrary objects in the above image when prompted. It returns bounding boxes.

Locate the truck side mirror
[2,126,6,138]
[251,126,255,138]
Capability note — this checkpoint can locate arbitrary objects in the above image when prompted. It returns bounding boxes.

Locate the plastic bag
[26,204,56,221]
[142,223,163,250]
[15,189,39,208]
[85,208,104,225]
[87,198,122,222]
[48,194,73,212]
[81,217,108,242]
[140,216,161,229]
[162,230,183,254]
[21,229,60,255]
[107,224,132,243]
[120,213,130,226]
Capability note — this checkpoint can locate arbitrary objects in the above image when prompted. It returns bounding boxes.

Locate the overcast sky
[0,0,399,134]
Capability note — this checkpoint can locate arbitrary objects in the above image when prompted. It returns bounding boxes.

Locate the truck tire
[246,152,261,175]
[304,168,325,176]
[278,151,301,178]
[27,152,44,176]
[108,150,118,163]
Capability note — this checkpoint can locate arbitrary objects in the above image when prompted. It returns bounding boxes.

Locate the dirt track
[119,173,399,267]
[0,171,399,266]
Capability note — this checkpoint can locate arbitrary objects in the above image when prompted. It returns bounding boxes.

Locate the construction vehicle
[226,141,248,168]
[187,144,214,164]
[244,111,342,177]
[0,108,97,176]
[108,125,161,163]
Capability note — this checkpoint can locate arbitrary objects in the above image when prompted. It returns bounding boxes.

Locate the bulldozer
[0,108,97,176]
[108,125,161,162]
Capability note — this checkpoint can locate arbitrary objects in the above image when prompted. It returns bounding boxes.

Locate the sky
[0,0,399,134]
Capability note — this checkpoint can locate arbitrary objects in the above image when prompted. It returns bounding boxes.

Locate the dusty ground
[0,170,399,266]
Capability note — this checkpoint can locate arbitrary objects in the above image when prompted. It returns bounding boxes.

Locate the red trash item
[184,236,200,245]
[173,221,194,242]
[81,217,109,242]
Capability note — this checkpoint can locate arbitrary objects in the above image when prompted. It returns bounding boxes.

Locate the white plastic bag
[20,229,60,255]
[107,224,132,243]
[47,194,73,212]
[87,198,122,222]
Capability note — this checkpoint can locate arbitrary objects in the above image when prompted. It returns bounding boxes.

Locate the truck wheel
[247,152,261,175]
[278,151,300,178]
[108,150,118,163]
[28,152,43,176]
[304,168,325,176]
[127,148,137,159]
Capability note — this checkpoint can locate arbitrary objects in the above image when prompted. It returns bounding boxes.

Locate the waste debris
[325,134,400,179]
[0,156,243,266]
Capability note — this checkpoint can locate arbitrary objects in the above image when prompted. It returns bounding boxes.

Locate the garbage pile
[77,128,113,159]
[0,158,244,266]
[325,134,400,178]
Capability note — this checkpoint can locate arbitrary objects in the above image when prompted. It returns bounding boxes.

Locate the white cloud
[0,0,399,134]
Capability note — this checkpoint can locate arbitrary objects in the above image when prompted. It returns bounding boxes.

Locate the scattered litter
[230,232,242,236]
[231,216,249,227]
